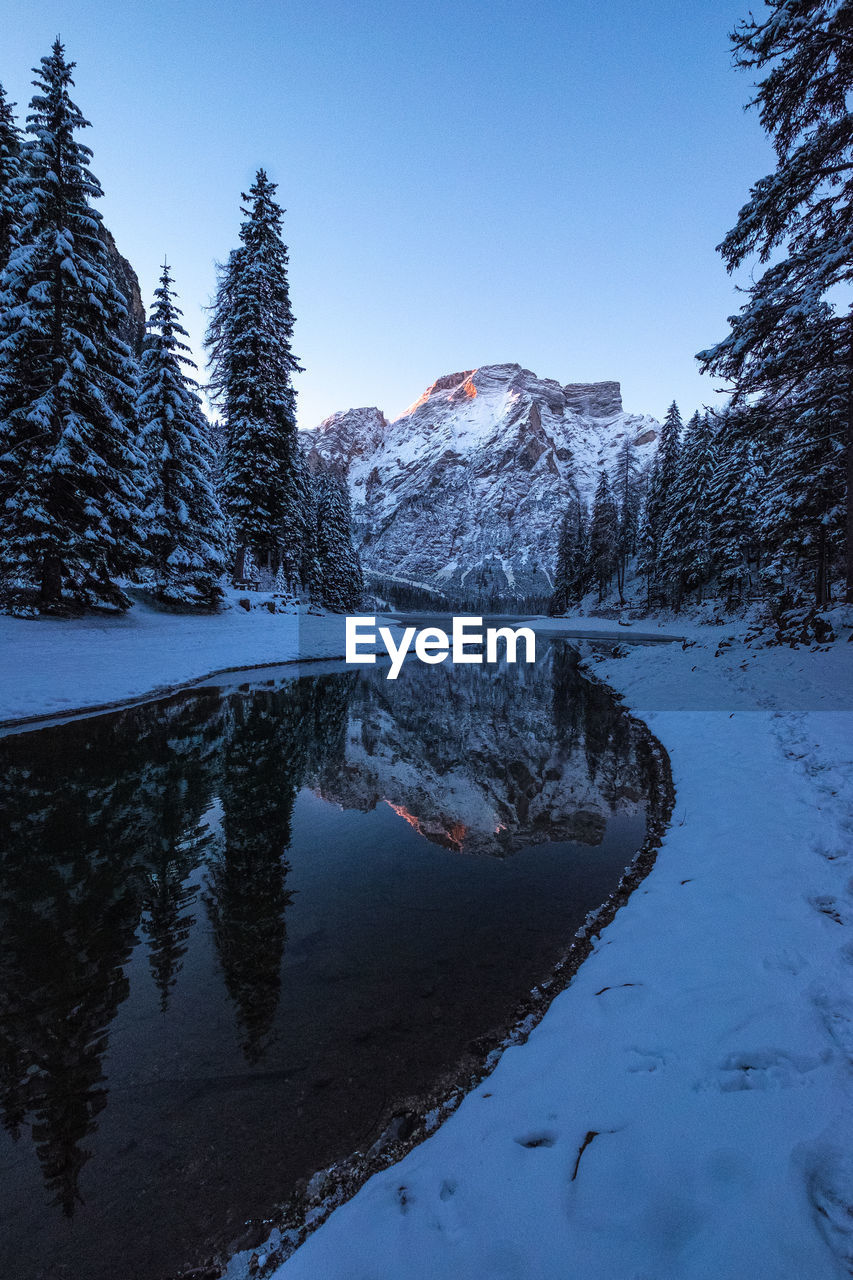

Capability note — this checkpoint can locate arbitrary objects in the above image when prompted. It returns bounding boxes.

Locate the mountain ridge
[303,362,659,606]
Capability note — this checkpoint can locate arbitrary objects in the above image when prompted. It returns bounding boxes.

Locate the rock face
[303,362,658,605]
[563,380,623,418]
[101,227,146,356]
[308,406,388,473]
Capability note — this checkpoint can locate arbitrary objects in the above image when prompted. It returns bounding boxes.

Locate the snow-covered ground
[266,611,853,1280]
[0,592,350,725]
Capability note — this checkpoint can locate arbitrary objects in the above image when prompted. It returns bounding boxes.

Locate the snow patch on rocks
[302,363,659,601]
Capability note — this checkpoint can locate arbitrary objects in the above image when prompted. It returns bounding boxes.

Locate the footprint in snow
[396,1184,413,1214]
[515,1130,558,1149]
[813,840,849,862]
[714,1047,828,1091]
[800,1141,853,1273]
[813,990,853,1063]
[809,894,846,924]
[626,1047,668,1074]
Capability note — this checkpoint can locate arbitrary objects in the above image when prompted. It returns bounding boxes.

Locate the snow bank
[269,617,853,1280]
[0,593,350,725]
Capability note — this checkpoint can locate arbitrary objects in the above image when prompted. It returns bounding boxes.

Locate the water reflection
[315,652,648,855]
[0,643,660,1280]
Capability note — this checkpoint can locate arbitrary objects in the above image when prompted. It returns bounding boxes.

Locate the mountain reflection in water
[0,641,662,1280]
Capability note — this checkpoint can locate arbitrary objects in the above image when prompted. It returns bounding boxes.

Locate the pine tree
[655,401,682,508]
[549,511,574,617]
[660,411,716,606]
[588,469,619,602]
[614,436,641,601]
[757,363,846,606]
[549,494,588,614]
[0,83,22,272]
[139,262,225,607]
[697,1,853,602]
[636,472,659,607]
[298,456,320,594]
[706,403,765,605]
[205,169,304,585]
[313,465,364,611]
[642,401,682,596]
[0,41,145,611]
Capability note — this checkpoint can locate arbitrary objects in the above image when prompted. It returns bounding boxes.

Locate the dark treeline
[369,571,550,616]
[552,1,850,620]
[0,41,363,616]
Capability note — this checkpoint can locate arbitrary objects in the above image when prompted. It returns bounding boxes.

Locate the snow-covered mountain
[303,363,659,604]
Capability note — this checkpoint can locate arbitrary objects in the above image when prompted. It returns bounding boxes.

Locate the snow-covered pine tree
[0,83,22,272]
[242,546,260,589]
[636,472,658,607]
[757,358,846,607]
[138,262,225,608]
[698,0,852,603]
[614,436,641,602]
[313,466,364,611]
[548,495,589,615]
[549,511,574,617]
[588,469,619,603]
[0,41,145,612]
[706,403,765,606]
[659,411,716,607]
[654,401,682,511]
[298,459,320,597]
[641,401,682,597]
[205,169,305,586]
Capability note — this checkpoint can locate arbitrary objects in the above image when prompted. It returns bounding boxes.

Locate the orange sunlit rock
[385,801,468,851]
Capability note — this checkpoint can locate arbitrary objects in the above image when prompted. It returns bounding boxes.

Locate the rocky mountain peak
[302,362,659,607]
[311,406,388,469]
[563,380,623,418]
[404,369,477,412]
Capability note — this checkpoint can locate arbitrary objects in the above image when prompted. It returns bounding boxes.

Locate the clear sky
[2,0,773,427]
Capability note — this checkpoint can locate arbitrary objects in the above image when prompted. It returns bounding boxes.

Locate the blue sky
[3,0,772,426]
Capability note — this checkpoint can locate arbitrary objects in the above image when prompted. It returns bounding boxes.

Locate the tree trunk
[233,543,247,582]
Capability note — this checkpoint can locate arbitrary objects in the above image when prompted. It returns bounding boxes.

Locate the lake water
[0,639,663,1279]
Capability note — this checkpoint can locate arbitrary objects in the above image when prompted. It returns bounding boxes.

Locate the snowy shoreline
[0,596,352,728]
